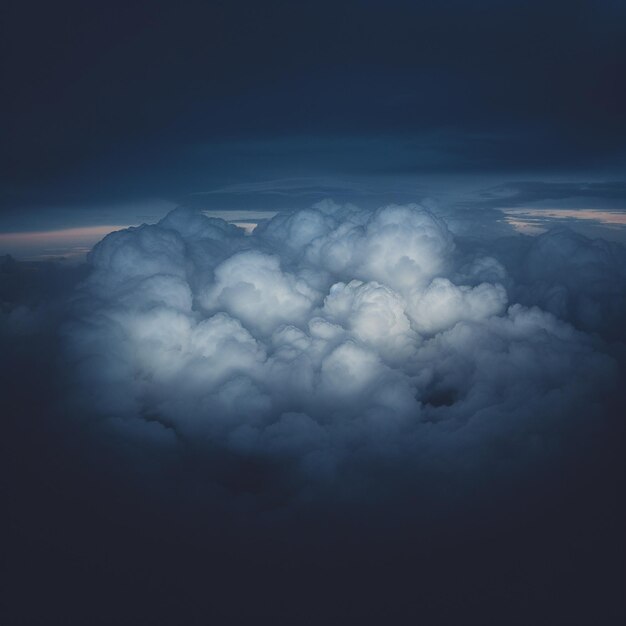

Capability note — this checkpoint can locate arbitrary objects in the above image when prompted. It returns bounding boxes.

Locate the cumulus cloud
[60,201,623,496]
[490,227,626,342]
[3,201,626,626]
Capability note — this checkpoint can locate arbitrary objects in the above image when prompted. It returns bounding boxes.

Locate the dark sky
[2,6,626,622]
[2,0,625,228]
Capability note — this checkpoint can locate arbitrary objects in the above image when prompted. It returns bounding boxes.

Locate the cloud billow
[60,201,621,496]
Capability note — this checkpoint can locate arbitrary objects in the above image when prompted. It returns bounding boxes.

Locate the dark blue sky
[2,5,626,622]
[2,0,625,232]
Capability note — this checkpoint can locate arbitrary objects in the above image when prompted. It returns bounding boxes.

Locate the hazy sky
[2,0,625,242]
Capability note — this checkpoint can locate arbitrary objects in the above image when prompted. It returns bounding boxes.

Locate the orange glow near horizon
[0,224,130,244]
[0,225,131,260]
[501,208,626,239]
[502,208,626,226]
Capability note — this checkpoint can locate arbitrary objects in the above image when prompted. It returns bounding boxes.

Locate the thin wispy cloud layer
[480,181,626,209]
[502,208,626,240]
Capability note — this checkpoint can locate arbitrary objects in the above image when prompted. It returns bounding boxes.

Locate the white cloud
[63,202,620,489]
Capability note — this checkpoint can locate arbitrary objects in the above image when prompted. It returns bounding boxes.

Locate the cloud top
[65,202,619,492]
